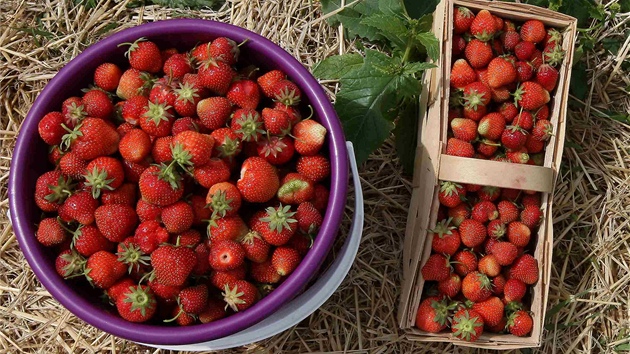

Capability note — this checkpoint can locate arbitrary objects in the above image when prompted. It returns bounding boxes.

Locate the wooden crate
[398,0,577,349]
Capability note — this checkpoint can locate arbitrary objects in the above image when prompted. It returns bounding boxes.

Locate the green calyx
[143,101,172,127]
[118,37,147,58]
[261,204,297,233]
[543,45,565,67]
[452,310,484,341]
[208,190,233,218]
[117,243,150,274]
[59,249,87,278]
[463,89,486,111]
[234,112,265,142]
[217,136,240,158]
[44,175,75,204]
[174,82,200,104]
[274,86,301,106]
[170,142,194,170]
[84,166,115,199]
[430,218,456,239]
[60,123,83,151]
[66,102,87,126]
[156,162,183,190]
[222,283,246,312]
[439,181,463,197]
[123,285,155,318]
[430,298,459,326]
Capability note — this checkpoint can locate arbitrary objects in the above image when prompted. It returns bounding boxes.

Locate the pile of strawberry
[33,36,331,325]
[447,7,565,164]
[416,181,542,341]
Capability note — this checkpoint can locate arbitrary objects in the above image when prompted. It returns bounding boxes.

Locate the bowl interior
[9,19,348,345]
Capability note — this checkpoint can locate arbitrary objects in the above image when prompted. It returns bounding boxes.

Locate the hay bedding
[0,0,628,353]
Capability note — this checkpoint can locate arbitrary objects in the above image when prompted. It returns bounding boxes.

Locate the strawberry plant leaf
[337,12,387,42]
[360,14,409,49]
[404,61,436,75]
[403,0,439,19]
[394,101,419,174]
[312,53,364,80]
[415,32,439,61]
[570,61,588,100]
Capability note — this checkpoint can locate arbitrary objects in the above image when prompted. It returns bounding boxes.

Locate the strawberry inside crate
[414,180,548,342]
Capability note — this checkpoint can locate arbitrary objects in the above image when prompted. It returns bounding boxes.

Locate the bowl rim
[9,18,349,345]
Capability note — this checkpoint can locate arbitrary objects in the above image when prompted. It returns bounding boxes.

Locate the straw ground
[0,0,629,353]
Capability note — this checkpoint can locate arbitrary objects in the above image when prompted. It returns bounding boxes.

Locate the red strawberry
[237,157,280,203]
[498,102,518,123]
[296,155,330,183]
[438,273,462,298]
[210,128,242,161]
[206,182,242,218]
[293,119,326,156]
[484,236,500,254]
[94,204,138,243]
[191,42,211,62]
[522,193,541,208]
[462,271,492,302]
[513,111,534,131]
[452,309,484,342]
[172,130,215,168]
[38,112,66,146]
[194,158,231,188]
[507,310,533,336]
[58,191,99,225]
[463,81,492,109]
[543,44,565,67]
[222,280,258,312]
[529,49,544,70]
[520,205,543,230]
[208,266,246,290]
[450,59,477,89]
[262,108,291,136]
[532,120,553,142]
[116,238,150,275]
[492,275,507,296]
[536,64,559,92]
[501,31,521,51]
[240,230,270,263]
[257,136,295,165]
[506,149,530,164]
[226,80,260,109]
[514,41,536,61]
[257,70,286,97]
[250,260,282,283]
[139,101,175,137]
[84,157,124,198]
[463,103,487,122]
[507,221,531,247]
[478,255,501,277]
[478,185,501,202]
[520,20,546,43]
[199,298,227,324]
[277,173,314,205]
[149,278,183,302]
[415,297,453,333]
[438,181,465,208]
[119,129,152,163]
[448,204,470,227]
[64,117,119,161]
[116,68,153,100]
[295,201,323,235]
[231,108,265,142]
[431,220,461,256]
[161,201,194,234]
[497,200,519,224]
[198,59,236,95]
[526,135,545,154]
[188,195,210,227]
[82,90,113,119]
[174,229,201,247]
[254,204,298,246]
[470,9,496,41]
[36,218,68,247]
[149,79,177,107]
[504,279,527,302]
[472,296,504,327]
[121,95,148,125]
[471,200,498,223]
[272,80,301,106]
[453,34,467,55]
[134,220,169,254]
[311,184,329,212]
[476,139,500,157]
[116,285,157,323]
[465,39,493,69]
[208,36,239,65]
[49,145,65,165]
[421,254,451,282]
[151,137,174,164]
[454,6,475,34]
[175,284,208,316]
[151,243,197,286]
[486,219,506,239]
[459,219,486,248]
[515,61,534,82]
[208,215,248,242]
[450,118,478,143]
[197,96,232,131]
[61,97,87,128]
[138,165,183,206]
[122,38,162,73]
[85,251,126,289]
[446,138,475,158]
[72,224,114,257]
[514,82,550,111]
[477,113,506,141]
[172,82,201,117]
[107,277,136,303]
[172,117,200,135]
[271,247,301,276]
[453,250,477,276]
[161,53,193,80]
[486,58,516,89]
[34,171,73,212]
[501,126,528,150]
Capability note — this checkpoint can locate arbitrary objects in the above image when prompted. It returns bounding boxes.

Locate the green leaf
[403,0,439,19]
[337,11,386,42]
[335,50,404,164]
[570,61,588,100]
[360,14,409,49]
[615,344,630,352]
[403,61,436,75]
[394,101,419,174]
[415,32,439,61]
[378,0,405,17]
[312,53,364,80]
[560,0,597,27]
[320,0,342,14]
[608,113,630,124]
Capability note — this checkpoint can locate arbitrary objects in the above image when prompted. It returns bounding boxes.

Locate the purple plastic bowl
[8,19,348,346]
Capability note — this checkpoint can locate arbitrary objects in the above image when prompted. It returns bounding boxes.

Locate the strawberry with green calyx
[226,80,260,109]
[240,230,271,263]
[138,165,184,206]
[272,80,301,106]
[295,201,323,236]
[222,280,258,312]
[513,111,534,131]
[514,82,550,111]
[231,108,265,142]
[421,254,451,282]
[257,70,286,97]
[198,58,236,96]
[72,224,115,257]
[450,118,478,143]
[277,173,315,205]
[532,120,553,142]
[506,149,530,164]
[470,9,497,41]
[173,82,201,117]
[446,138,475,158]
[172,130,215,169]
[38,112,67,146]
[61,117,119,160]
[463,81,492,113]
[165,284,208,323]
[487,219,506,239]
[415,297,458,333]
[35,171,75,212]
[61,97,87,128]
[544,28,563,47]
[117,240,150,274]
[501,125,528,151]
[462,271,492,302]
[286,232,313,256]
[105,277,136,304]
[209,36,241,65]
[117,68,155,100]
[139,101,174,137]
[271,247,301,276]
[430,218,461,256]
[56,249,87,278]
[453,6,475,34]
[208,215,249,242]
[149,78,178,107]
[206,182,242,218]
[471,200,498,223]
[438,181,466,208]
[472,296,505,327]
[237,157,280,203]
[507,310,533,336]
[509,254,539,285]
[116,285,157,323]
[257,136,295,165]
[448,204,470,227]
[118,37,162,74]
[255,204,298,246]
[84,157,124,199]
[211,127,242,161]
[452,309,484,342]
[85,251,127,289]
